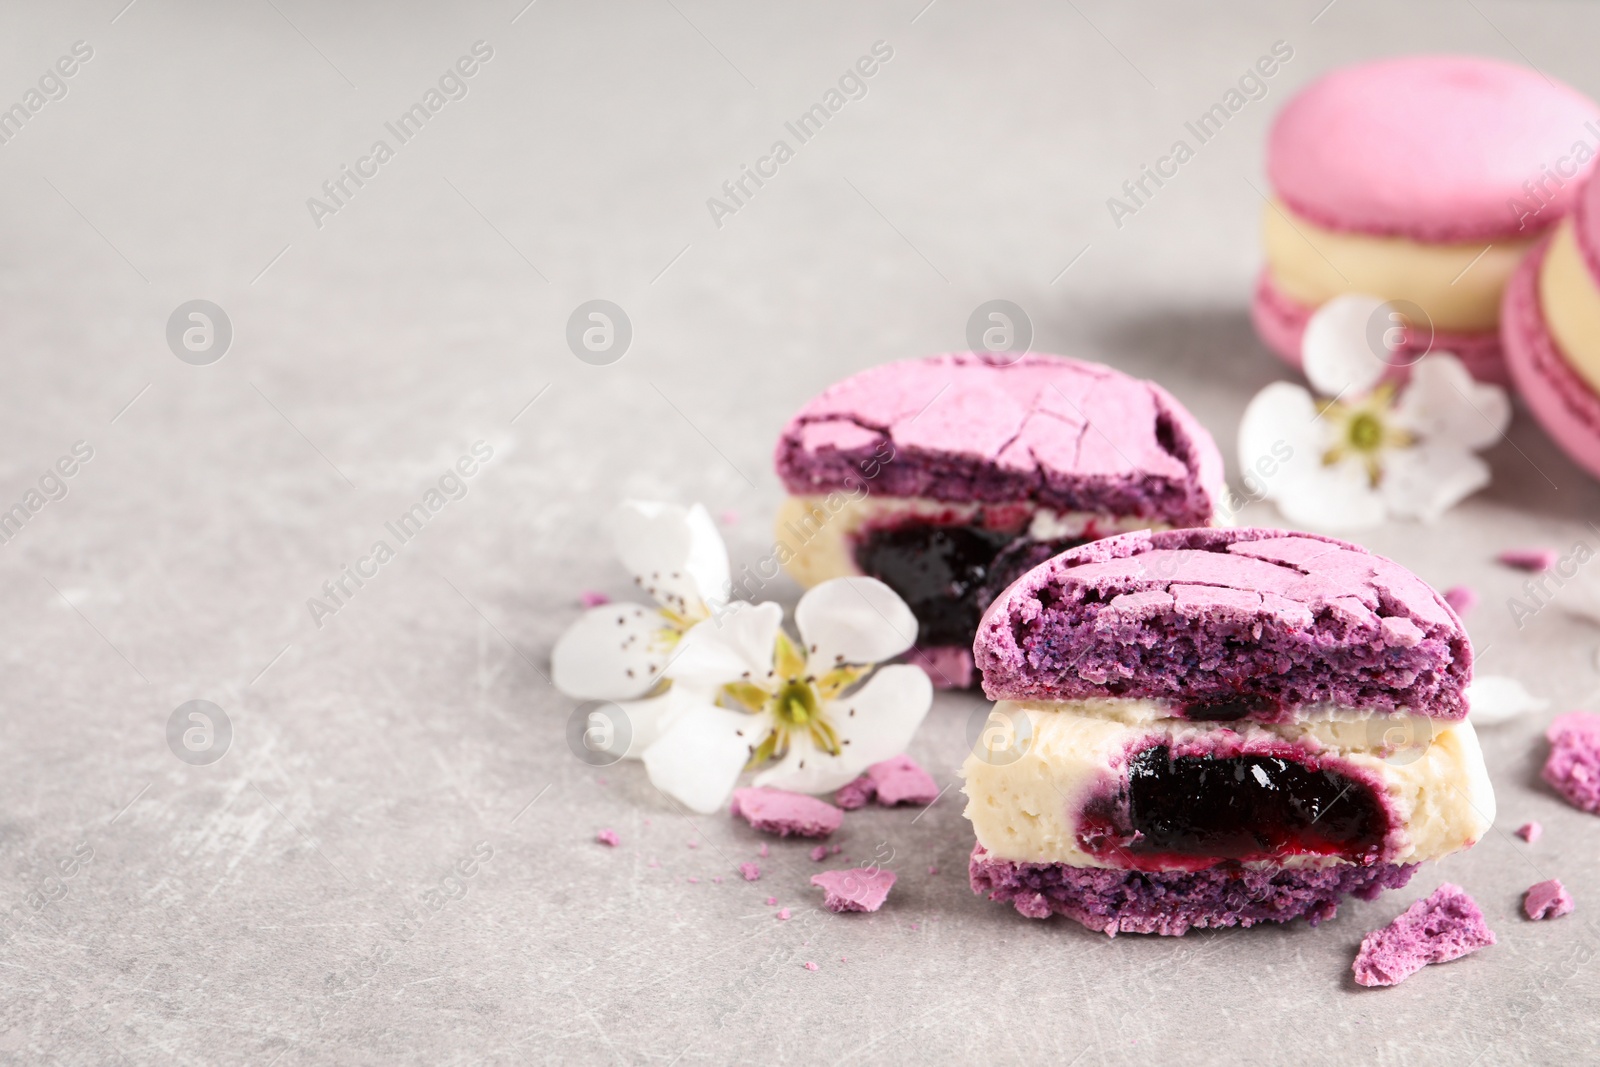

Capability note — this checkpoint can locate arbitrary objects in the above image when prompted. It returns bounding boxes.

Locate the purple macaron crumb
[909,645,977,691]
[730,788,843,838]
[1498,547,1559,572]
[1516,821,1543,843]
[969,844,1415,937]
[974,528,1471,722]
[811,868,897,913]
[834,776,875,811]
[1442,585,1479,616]
[1353,884,1496,987]
[834,755,940,809]
[739,862,761,882]
[1525,879,1574,920]
[595,828,619,847]
[1543,712,1600,814]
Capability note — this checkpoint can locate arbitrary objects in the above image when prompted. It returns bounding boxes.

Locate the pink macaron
[1503,167,1600,480]
[1255,55,1600,385]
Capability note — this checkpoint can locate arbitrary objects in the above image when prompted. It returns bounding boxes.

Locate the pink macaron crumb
[776,908,791,921]
[811,868,898,914]
[802,961,818,971]
[928,865,939,875]
[758,843,769,858]
[810,845,829,862]
[719,508,741,526]
[687,877,699,884]
[835,754,940,809]
[1352,884,1496,987]
[1498,548,1559,572]
[739,863,761,882]
[1543,712,1600,813]
[731,788,843,838]
[686,840,698,849]
[595,828,619,847]
[834,776,875,811]
[1443,585,1479,616]
[579,590,611,608]
[1516,821,1543,843]
[1525,879,1575,920]
[765,896,778,906]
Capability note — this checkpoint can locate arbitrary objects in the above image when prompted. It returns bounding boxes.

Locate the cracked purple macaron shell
[773,353,1225,526]
[969,845,1414,937]
[974,528,1471,721]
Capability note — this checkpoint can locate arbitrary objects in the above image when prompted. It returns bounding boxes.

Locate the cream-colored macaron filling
[1263,200,1538,332]
[1538,217,1600,396]
[772,494,1161,591]
[961,699,1494,869]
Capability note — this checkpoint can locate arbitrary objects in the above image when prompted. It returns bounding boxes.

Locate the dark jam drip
[1182,695,1280,722]
[852,524,1084,647]
[1080,745,1388,867]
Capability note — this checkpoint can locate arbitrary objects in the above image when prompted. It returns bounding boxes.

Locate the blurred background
[1,1,1596,1063]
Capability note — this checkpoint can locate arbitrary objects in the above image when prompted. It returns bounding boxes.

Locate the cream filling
[1262,199,1538,332]
[961,699,1494,869]
[772,494,1164,591]
[1539,217,1600,396]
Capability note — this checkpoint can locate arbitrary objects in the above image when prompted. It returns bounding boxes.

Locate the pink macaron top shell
[1269,55,1600,242]
[775,353,1225,527]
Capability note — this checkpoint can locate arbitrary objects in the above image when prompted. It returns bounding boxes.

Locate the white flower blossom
[1239,294,1511,530]
[550,502,933,814]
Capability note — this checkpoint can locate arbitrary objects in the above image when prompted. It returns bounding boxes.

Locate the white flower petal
[756,664,933,794]
[795,577,918,671]
[612,501,730,617]
[1393,354,1510,452]
[1237,382,1327,502]
[1466,675,1549,726]
[667,601,783,691]
[1271,460,1387,530]
[1303,293,1389,397]
[610,686,700,759]
[1381,445,1489,522]
[642,704,757,813]
[551,603,671,701]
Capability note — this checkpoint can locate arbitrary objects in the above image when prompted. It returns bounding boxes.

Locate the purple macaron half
[774,352,1224,527]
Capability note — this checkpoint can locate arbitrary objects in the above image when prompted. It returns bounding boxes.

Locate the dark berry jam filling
[852,521,1084,648]
[1078,744,1388,869]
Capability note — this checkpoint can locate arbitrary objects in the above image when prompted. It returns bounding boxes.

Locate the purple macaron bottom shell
[968,844,1416,937]
[1252,270,1509,387]
[1503,239,1600,482]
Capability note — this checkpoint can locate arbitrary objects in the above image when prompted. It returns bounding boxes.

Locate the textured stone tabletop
[3,1,1599,1063]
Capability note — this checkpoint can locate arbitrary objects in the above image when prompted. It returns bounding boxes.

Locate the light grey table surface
[3,1,1599,1063]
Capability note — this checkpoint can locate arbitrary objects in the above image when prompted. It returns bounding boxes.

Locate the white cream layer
[1262,199,1537,332]
[961,698,1494,869]
[773,494,1164,591]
